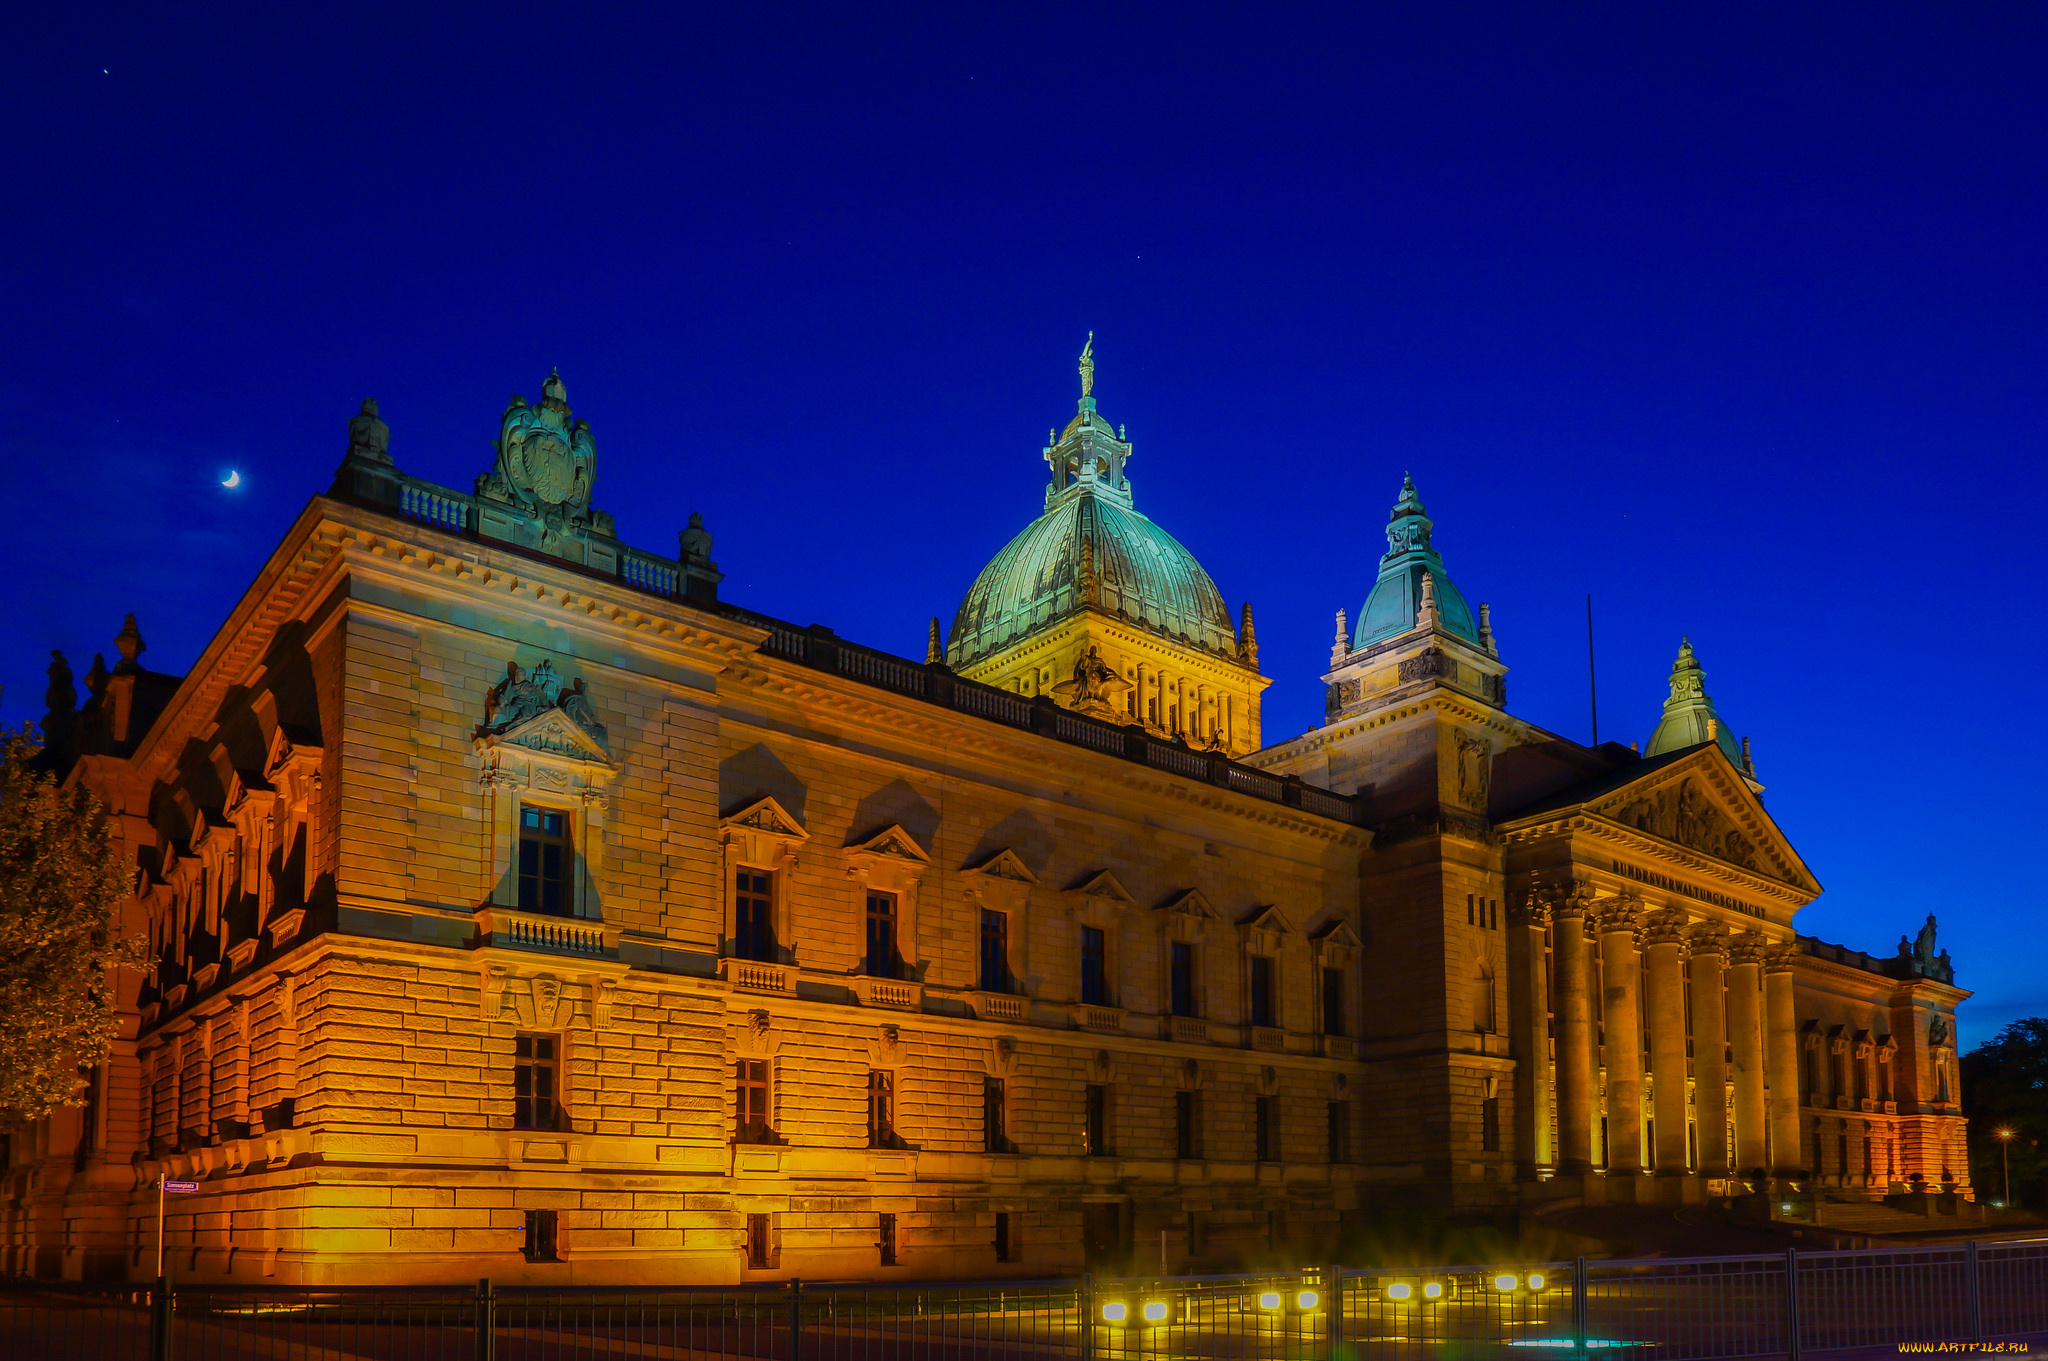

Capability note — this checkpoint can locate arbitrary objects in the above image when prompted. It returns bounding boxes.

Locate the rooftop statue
[1896,913,1955,984]
[1050,644,1133,722]
[45,651,76,714]
[1078,331,1095,399]
[477,370,613,540]
[347,397,392,465]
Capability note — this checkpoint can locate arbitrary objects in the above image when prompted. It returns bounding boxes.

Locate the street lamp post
[1995,1128,2015,1209]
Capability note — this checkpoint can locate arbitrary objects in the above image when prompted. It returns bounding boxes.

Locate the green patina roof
[946,395,1237,669]
[1643,637,1746,767]
[1353,476,1480,649]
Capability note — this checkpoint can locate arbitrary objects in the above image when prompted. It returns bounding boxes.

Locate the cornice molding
[724,662,1365,844]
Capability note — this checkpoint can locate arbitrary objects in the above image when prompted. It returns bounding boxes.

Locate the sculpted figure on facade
[1612,776,1760,872]
[477,371,614,539]
[347,396,391,465]
[482,659,608,746]
[1050,643,1133,721]
[1453,730,1492,810]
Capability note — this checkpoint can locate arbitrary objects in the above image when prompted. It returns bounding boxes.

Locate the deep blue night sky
[5,4,2043,1045]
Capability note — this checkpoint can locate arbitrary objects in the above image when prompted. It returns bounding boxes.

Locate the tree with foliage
[1961,1018,2048,1210]
[0,728,144,1124]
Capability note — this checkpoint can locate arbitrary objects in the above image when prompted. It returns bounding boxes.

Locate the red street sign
[161,1180,200,1194]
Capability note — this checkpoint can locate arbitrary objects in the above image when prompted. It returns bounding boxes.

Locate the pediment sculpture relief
[481,659,609,749]
[1608,775,1761,872]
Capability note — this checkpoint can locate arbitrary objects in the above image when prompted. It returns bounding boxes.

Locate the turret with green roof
[1643,637,1755,781]
[1352,475,1483,650]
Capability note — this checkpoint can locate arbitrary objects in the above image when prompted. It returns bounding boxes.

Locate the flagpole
[156,1172,166,1279]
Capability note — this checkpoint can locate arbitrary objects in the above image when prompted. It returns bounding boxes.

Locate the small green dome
[947,491,1236,669]
[1353,476,1480,650]
[1643,637,1747,768]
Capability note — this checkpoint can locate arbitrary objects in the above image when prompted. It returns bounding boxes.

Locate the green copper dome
[1643,637,1747,768]
[947,391,1237,669]
[1353,476,1480,649]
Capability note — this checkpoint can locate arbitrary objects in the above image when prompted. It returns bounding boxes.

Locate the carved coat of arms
[477,371,612,536]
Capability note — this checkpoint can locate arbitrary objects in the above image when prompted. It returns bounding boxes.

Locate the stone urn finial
[114,614,146,673]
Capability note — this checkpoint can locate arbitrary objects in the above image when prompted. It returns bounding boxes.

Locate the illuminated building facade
[3,359,1969,1284]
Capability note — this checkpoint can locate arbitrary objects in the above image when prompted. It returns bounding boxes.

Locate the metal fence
[3,1239,2045,1361]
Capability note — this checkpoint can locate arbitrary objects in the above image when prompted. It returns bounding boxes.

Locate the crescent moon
[222,470,241,488]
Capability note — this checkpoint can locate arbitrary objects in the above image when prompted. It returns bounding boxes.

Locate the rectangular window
[513,1034,558,1131]
[734,1060,771,1143]
[1084,1084,1107,1156]
[1249,955,1275,1028]
[1481,1096,1501,1153]
[1186,1210,1206,1256]
[1080,926,1109,1006]
[979,909,1010,993]
[1175,1089,1200,1159]
[864,893,899,979]
[878,1212,898,1266]
[1171,942,1198,1018]
[1254,1095,1277,1163]
[522,1208,559,1262]
[1327,1100,1349,1164]
[983,1076,1008,1154]
[867,1070,897,1149]
[1321,966,1345,1037]
[518,807,571,916]
[735,870,775,962]
[746,1213,775,1269]
[1467,893,1475,925]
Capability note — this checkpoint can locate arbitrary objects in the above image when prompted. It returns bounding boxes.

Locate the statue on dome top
[1078,331,1095,398]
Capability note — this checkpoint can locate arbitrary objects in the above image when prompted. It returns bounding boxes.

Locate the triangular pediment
[848,823,931,865]
[263,725,322,781]
[1067,870,1136,904]
[962,848,1038,885]
[1581,746,1818,893]
[719,796,809,843]
[478,706,615,766]
[1312,919,1363,950]
[1157,888,1219,920]
[1238,904,1296,936]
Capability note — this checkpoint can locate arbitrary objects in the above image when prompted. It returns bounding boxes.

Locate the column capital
[1509,893,1551,928]
[1763,941,1803,974]
[1593,895,1644,943]
[1728,931,1770,967]
[1687,920,1731,958]
[1531,877,1596,920]
[1643,909,1689,950]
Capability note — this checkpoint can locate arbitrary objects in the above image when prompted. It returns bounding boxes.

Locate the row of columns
[1129,662,1234,748]
[1511,883,1807,1180]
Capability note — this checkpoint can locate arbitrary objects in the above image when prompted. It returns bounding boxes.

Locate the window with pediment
[1238,905,1296,1030]
[964,850,1037,998]
[474,658,617,922]
[719,797,807,965]
[1065,872,1134,1009]
[1157,889,1216,1019]
[846,825,931,980]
